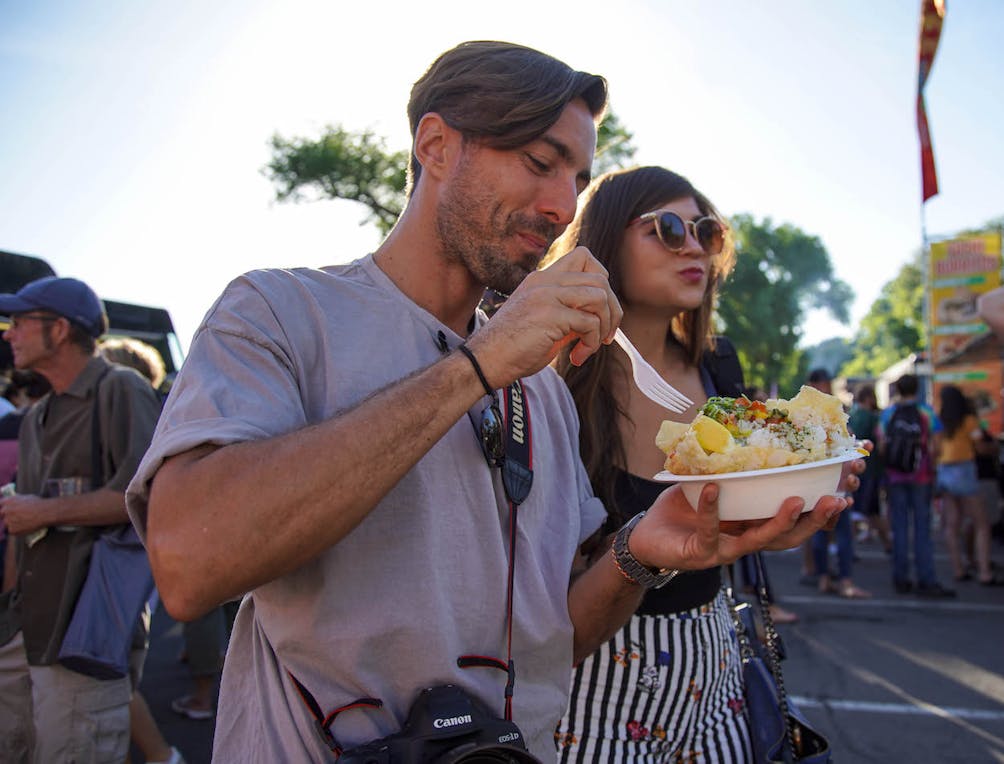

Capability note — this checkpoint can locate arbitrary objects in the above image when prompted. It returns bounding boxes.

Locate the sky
[2,0,1002,363]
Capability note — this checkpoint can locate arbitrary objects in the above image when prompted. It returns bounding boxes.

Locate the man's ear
[46,317,72,348]
[413,113,461,183]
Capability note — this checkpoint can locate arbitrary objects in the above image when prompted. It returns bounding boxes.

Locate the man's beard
[436,160,558,296]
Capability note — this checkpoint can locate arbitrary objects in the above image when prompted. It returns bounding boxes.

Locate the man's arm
[148,351,489,621]
[568,482,849,664]
[0,487,128,534]
[146,248,623,622]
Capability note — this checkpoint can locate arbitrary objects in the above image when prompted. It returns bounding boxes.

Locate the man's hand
[626,481,850,572]
[469,247,622,386]
[0,494,50,536]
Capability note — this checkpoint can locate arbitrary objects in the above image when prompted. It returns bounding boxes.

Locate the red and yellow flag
[917,0,946,202]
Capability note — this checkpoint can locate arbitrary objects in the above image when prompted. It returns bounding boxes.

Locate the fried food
[656,385,858,475]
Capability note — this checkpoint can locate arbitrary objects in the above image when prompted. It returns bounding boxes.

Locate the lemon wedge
[693,415,734,454]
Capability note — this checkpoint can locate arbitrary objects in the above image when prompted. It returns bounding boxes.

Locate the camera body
[339,684,540,763]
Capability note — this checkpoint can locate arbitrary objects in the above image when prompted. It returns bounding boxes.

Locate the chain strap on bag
[725,555,832,764]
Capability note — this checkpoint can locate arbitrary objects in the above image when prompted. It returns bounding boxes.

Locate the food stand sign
[930,232,1004,433]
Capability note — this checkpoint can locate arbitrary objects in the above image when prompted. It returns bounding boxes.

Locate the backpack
[885,403,925,474]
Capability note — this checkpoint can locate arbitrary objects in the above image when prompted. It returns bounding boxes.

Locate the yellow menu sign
[929,233,1002,365]
[930,232,1003,433]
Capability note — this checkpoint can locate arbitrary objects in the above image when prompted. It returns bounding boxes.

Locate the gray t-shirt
[127,255,605,762]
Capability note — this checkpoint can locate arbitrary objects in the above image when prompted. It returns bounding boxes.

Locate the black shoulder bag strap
[704,335,746,397]
[90,367,111,491]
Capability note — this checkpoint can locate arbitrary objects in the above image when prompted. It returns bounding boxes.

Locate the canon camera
[338,684,541,763]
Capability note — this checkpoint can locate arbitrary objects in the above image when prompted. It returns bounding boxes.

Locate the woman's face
[618,196,712,314]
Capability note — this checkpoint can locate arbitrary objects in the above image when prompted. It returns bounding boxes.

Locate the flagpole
[916,0,945,404]
[921,197,932,406]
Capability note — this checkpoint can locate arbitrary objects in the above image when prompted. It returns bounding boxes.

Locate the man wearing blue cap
[0,276,163,763]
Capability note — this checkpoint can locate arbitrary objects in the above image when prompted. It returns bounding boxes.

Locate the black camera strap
[500,380,533,505]
[458,377,533,722]
[290,339,536,753]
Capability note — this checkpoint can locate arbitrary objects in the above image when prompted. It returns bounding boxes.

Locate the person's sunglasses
[9,313,61,330]
[469,395,505,468]
[630,211,725,256]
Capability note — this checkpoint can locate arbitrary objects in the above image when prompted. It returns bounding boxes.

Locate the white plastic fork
[612,328,694,413]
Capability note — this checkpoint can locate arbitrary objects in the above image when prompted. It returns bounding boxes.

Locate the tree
[592,110,636,175]
[717,215,854,396]
[264,127,409,236]
[958,216,1004,237]
[806,337,855,379]
[262,111,637,236]
[834,218,1004,380]
[840,256,925,379]
[837,218,1003,380]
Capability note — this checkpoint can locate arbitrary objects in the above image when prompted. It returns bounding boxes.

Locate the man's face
[435,98,597,295]
[2,312,58,370]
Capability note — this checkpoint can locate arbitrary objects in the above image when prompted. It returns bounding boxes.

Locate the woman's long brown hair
[938,384,975,438]
[546,166,736,524]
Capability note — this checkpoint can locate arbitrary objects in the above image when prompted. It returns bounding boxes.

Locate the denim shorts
[937,460,980,497]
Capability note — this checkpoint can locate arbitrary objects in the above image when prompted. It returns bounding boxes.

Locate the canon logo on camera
[337,685,538,763]
[432,714,473,729]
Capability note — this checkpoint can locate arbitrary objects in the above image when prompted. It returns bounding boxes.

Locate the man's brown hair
[406,41,607,194]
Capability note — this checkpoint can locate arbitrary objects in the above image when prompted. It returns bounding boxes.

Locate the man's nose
[537,173,580,226]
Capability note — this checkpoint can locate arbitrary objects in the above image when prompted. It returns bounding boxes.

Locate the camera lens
[444,747,542,763]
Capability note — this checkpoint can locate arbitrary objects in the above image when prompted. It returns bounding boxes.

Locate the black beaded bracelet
[458,344,494,397]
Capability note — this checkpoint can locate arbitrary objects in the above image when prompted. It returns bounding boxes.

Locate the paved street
[136,522,1004,763]
[762,531,1004,763]
[135,607,218,764]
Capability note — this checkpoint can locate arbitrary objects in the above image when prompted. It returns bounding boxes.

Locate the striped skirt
[555,592,752,763]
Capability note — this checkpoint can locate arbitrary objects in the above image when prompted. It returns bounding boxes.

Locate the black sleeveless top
[606,346,740,616]
[612,468,722,615]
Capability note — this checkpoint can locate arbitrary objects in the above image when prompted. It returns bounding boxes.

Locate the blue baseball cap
[0,276,109,338]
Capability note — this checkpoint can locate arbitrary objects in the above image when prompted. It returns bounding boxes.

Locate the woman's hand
[838,450,869,495]
[625,480,850,572]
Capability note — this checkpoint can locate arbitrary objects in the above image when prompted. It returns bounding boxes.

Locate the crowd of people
[0,38,996,764]
[787,368,1004,613]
